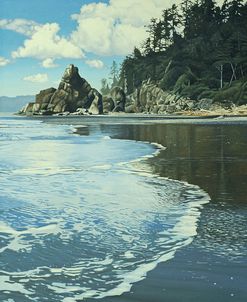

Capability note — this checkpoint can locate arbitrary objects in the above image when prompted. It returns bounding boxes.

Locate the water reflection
[105,123,247,204]
[0,117,212,301]
[98,123,247,262]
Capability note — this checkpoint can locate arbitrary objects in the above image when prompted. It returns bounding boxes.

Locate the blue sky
[0,0,223,96]
[0,0,121,96]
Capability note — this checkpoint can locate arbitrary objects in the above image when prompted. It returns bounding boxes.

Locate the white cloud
[11,23,84,60]
[1,18,84,61]
[70,0,225,56]
[41,58,58,68]
[70,0,176,56]
[0,18,41,36]
[1,1,226,61]
[0,56,10,67]
[23,73,48,83]
[85,59,104,69]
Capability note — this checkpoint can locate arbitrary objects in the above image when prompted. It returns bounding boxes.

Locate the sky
[0,0,223,96]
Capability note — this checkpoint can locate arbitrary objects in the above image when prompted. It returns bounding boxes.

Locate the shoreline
[17,113,247,126]
[2,114,246,301]
[75,119,246,302]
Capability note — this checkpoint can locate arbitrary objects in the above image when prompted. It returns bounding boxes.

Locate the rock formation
[19,64,234,116]
[124,80,234,114]
[19,64,103,115]
[103,86,126,113]
[123,80,188,114]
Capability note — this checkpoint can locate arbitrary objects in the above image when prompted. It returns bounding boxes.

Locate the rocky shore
[18,64,247,117]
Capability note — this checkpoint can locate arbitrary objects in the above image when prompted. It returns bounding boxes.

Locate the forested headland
[102,0,247,105]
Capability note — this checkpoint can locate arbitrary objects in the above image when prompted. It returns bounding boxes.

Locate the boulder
[32,103,41,113]
[103,96,115,113]
[109,86,126,112]
[125,104,137,113]
[19,102,35,115]
[196,98,214,110]
[88,89,103,115]
[71,108,89,115]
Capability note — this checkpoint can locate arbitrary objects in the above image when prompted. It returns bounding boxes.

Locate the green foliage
[115,0,247,103]
[100,78,110,95]
[181,83,210,100]
[173,68,197,92]
[159,66,185,90]
[109,61,120,88]
[201,76,221,89]
[214,85,242,103]
[214,80,247,104]
[198,89,217,100]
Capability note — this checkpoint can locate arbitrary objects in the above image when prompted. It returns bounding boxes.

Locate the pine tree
[109,61,119,88]
[100,78,110,95]
[102,0,247,102]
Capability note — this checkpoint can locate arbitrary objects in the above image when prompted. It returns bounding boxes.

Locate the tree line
[111,0,247,104]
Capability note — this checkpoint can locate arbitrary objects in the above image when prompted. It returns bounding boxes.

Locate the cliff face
[19,64,103,115]
[124,80,234,114]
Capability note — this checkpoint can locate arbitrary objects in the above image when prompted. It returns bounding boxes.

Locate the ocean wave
[0,116,210,301]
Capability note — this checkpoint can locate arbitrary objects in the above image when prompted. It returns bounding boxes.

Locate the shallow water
[0,116,211,301]
[100,122,247,302]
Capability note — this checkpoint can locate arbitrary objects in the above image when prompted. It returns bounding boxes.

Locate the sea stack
[19,64,103,116]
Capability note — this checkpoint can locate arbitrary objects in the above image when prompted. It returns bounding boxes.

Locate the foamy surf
[0,116,210,301]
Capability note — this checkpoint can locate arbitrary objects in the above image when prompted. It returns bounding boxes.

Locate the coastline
[20,112,247,126]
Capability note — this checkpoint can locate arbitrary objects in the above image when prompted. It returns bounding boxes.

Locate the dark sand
[29,114,247,302]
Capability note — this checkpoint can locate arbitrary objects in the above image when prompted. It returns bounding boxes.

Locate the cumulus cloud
[1,18,84,60]
[23,73,48,83]
[1,1,226,61]
[0,18,41,36]
[41,58,58,68]
[85,59,104,69]
[70,0,176,56]
[0,56,10,67]
[11,22,84,60]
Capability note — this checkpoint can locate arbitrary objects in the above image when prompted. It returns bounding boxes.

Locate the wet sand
[95,122,247,302]
[27,113,247,126]
[29,114,247,302]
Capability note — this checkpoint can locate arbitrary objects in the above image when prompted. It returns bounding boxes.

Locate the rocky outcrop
[110,86,126,112]
[19,64,103,115]
[124,80,185,114]
[124,80,234,114]
[19,65,235,116]
[88,88,103,115]
[103,86,126,113]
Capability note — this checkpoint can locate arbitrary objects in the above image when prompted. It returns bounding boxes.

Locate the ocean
[0,114,246,301]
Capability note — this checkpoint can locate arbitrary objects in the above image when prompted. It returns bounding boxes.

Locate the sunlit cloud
[85,59,104,69]
[0,18,41,36]
[70,0,175,56]
[0,56,10,67]
[41,58,58,69]
[23,73,48,83]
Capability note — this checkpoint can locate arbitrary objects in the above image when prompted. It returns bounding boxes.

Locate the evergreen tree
[133,47,142,59]
[109,61,119,88]
[113,0,247,101]
[145,18,163,52]
[100,78,110,95]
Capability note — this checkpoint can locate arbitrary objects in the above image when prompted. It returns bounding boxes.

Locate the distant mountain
[0,95,34,112]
